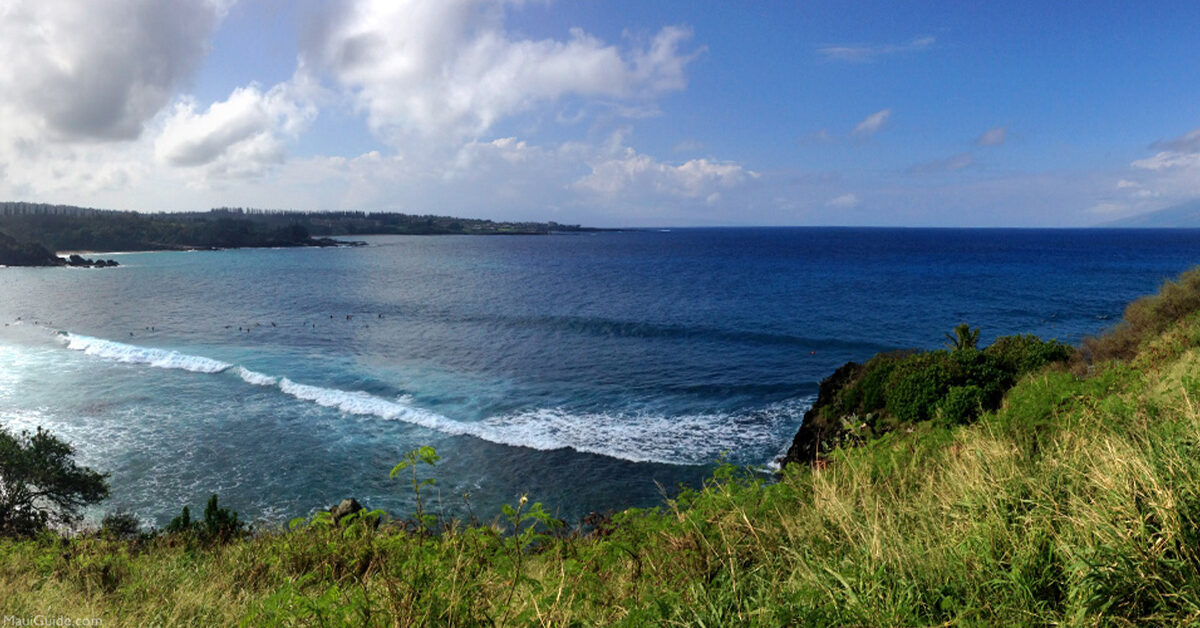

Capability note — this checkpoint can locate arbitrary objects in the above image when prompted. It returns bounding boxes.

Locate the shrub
[886,352,954,423]
[0,426,109,537]
[100,511,142,540]
[848,353,903,415]
[1079,267,1200,367]
[985,334,1073,375]
[936,385,986,426]
[166,494,244,542]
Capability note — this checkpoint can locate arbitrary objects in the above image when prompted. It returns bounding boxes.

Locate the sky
[1,1,1199,227]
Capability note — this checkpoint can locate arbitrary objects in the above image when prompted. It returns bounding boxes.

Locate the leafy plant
[390,445,441,532]
[945,323,980,351]
[165,494,244,542]
[0,426,108,537]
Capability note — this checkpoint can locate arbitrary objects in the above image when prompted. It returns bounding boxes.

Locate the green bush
[936,385,986,426]
[166,494,244,542]
[844,353,903,415]
[100,511,142,540]
[886,352,954,423]
[816,332,1073,440]
[985,334,1073,375]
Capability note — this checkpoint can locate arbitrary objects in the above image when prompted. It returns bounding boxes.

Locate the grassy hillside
[8,272,1200,624]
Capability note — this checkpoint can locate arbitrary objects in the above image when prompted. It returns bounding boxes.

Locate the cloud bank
[307,0,699,146]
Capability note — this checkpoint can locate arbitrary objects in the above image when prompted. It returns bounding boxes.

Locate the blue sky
[1,1,1198,227]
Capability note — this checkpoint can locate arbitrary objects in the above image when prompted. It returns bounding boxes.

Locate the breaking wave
[58,332,808,466]
[60,333,232,374]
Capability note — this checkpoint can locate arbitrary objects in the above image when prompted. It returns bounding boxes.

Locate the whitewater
[60,332,804,468]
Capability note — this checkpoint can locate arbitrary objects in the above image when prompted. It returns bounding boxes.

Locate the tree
[0,426,109,537]
[945,323,980,352]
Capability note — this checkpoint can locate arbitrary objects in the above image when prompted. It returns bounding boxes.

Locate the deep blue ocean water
[3,227,1200,527]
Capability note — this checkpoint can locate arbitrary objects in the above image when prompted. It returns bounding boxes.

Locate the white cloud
[852,109,891,137]
[975,126,1007,147]
[155,79,318,178]
[817,36,935,62]
[307,0,699,147]
[1132,151,1200,172]
[0,0,224,142]
[575,149,756,200]
[826,193,860,208]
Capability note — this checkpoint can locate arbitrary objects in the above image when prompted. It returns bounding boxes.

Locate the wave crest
[61,333,232,374]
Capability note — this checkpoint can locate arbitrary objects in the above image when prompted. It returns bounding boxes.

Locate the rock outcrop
[0,231,62,267]
[778,361,862,468]
[65,254,119,268]
[330,498,365,524]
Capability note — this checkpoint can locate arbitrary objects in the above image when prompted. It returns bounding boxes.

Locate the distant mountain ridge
[1097,199,1200,228]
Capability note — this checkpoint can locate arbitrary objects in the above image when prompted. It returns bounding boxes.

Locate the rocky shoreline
[0,232,365,268]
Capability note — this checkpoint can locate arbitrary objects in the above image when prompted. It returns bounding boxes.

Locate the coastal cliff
[779,332,1073,469]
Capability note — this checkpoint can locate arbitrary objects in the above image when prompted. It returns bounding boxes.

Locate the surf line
[56,331,802,466]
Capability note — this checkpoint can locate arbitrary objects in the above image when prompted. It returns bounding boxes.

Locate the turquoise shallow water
[3,228,1200,526]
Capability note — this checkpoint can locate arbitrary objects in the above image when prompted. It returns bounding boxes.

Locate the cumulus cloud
[0,0,224,142]
[975,126,1007,147]
[852,109,891,137]
[817,36,934,62]
[826,193,860,208]
[575,150,755,200]
[155,79,318,177]
[306,0,699,145]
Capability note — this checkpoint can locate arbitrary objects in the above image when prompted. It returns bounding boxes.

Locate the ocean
[2,227,1199,527]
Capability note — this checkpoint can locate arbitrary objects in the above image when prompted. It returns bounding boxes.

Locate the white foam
[276,376,808,466]
[55,331,810,466]
[237,367,278,387]
[61,333,232,374]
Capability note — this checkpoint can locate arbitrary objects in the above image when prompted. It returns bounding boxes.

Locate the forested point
[0,202,600,258]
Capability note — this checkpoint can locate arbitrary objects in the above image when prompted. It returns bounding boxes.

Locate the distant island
[0,202,602,266]
[1096,199,1200,228]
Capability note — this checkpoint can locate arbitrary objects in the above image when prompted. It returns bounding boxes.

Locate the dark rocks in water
[308,237,366,247]
[778,360,863,468]
[64,254,119,268]
[330,498,365,523]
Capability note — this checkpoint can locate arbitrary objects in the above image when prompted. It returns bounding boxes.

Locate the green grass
[11,284,1200,624]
